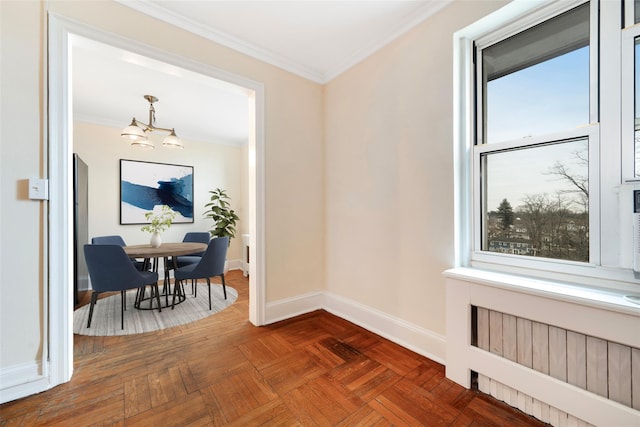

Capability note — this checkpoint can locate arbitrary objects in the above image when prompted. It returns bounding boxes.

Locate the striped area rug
[74,283,237,336]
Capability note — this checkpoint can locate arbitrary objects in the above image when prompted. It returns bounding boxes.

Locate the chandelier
[120,95,183,149]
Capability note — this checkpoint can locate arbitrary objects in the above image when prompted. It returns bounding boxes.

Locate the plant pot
[150,232,162,248]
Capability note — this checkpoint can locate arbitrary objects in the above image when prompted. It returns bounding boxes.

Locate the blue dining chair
[91,235,146,271]
[84,244,160,329]
[173,236,228,310]
[171,232,211,294]
[91,235,127,246]
[175,232,210,268]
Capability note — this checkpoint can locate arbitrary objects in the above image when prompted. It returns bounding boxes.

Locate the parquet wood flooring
[1,271,548,426]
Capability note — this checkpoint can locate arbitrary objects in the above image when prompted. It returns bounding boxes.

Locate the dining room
[71,35,252,310]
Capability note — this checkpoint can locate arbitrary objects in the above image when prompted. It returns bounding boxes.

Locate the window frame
[474,2,596,146]
[621,23,640,181]
[624,0,638,25]
[472,126,599,272]
[473,0,599,269]
[453,0,640,291]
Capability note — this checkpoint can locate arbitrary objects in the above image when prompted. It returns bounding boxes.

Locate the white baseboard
[265,290,446,364]
[78,275,89,292]
[225,258,242,272]
[265,291,324,324]
[0,361,49,404]
[323,292,446,364]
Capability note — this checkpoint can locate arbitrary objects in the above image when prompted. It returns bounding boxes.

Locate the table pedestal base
[135,256,187,310]
[135,283,186,310]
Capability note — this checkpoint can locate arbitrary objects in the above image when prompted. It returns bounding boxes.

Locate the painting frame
[120,159,194,225]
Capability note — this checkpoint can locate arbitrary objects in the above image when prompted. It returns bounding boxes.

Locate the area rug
[73,284,237,336]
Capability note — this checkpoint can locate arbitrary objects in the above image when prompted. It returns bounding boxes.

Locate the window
[623,6,640,180]
[482,139,589,262]
[635,37,640,177]
[475,2,594,265]
[481,3,590,145]
[484,46,589,143]
[455,0,639,288]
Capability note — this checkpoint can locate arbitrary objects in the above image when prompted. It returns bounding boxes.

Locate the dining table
[124,242,207,310]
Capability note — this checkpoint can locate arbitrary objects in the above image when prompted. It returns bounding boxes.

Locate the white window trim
[622,24,640,181]
[453,0,640,293]
[472,0,594,146]
[471,126,600,271]
[624,0,636,26]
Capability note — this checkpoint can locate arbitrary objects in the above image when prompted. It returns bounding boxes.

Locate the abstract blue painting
[120,159,194,224]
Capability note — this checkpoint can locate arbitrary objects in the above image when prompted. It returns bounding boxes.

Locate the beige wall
[324,0,507,335]
[1,0,510,390]
[0,0,47,368]
[49,0,325,301]
[73,122,245,261]
[1,0,324,371]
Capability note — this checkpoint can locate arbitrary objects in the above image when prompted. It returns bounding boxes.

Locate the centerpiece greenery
[204,188,239,243]
[141,205,177,233]
[141,205,176,247]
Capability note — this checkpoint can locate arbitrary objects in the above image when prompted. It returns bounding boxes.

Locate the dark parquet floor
[1,270,548,426]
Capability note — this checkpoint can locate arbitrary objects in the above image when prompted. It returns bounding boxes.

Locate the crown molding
[114,0,326,82]
[114,0,452,84]
[323,1,451,82]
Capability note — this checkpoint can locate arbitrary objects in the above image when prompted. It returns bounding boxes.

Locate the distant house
[487,237,533,256]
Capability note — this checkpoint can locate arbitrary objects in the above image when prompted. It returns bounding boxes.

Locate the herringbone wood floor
[1,271,548,426]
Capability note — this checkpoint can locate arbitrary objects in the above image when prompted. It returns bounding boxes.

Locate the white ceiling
[73,35,252,146]
[73,1,450,145]
[118,0,450,83]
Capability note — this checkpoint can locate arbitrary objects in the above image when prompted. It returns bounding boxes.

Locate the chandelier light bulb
[120,119,147,141]
[121,96,182,149]
[162,129,184,148]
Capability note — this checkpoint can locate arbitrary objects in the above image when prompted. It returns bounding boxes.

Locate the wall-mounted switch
[29,178,49,200]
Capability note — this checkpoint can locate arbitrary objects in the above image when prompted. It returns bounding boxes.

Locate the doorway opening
[48,14,265,388]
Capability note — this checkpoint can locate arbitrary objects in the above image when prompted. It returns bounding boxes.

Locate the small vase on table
[150,232,162,248]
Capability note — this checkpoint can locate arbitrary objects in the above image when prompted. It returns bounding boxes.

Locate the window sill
[443,267,640,317]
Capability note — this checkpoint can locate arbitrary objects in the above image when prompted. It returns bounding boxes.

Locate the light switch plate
[29,178,49,200]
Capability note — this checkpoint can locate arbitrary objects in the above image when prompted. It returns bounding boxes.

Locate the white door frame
[47,13,266,387]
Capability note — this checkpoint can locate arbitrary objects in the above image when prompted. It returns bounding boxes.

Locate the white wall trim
[321,1,450,82]
[48,11,75,395]
[0,361,48,404]
[225,258,243,272]
[114,0,325,83]
[265,291,325,324]
[323,292,446,364]
[264,290,446,364]
[114,0,451,84]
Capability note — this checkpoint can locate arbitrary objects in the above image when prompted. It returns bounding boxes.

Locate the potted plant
[141,204,177,247]
[204,188,239,244]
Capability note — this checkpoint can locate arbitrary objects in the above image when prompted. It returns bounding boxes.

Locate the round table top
[124,242,207,258]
